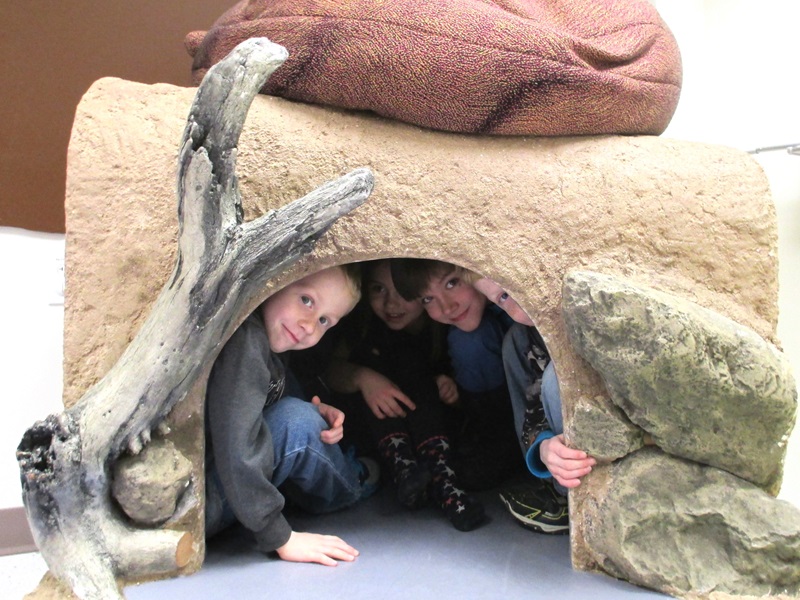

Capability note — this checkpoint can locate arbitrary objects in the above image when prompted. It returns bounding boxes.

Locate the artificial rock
[111,438,193,526]
[46,70,787,599]
[582,447,800,598]
[562,270,797,494]
[568,394,644,462]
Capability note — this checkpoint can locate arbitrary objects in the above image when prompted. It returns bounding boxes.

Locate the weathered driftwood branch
[17,37,373,600]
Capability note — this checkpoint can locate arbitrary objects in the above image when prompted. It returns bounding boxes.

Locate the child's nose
[298,318,316,335]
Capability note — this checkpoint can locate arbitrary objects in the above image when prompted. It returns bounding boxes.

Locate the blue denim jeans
[206,396,362,535]
[541,362,563,435]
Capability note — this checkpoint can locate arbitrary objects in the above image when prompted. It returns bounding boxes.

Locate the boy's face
[420,268,486,332]
[473,278,534,326]
[367,261,425,331]
[262,267,356,353]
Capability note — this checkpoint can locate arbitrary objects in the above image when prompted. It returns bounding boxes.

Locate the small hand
[313,396,345,445]
[539,434,596,489]
[276,531,359,566]
[358,369,416,419]
[435,374,459,405]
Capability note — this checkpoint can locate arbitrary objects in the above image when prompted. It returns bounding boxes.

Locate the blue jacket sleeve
[525,430,555,479]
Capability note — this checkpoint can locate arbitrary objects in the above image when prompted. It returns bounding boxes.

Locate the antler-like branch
[17,37,373,599]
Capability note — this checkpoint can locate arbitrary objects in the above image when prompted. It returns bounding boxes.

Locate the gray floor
[123,486,668,600]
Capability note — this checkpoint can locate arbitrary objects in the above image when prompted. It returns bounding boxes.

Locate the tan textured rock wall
[63,77,779,580]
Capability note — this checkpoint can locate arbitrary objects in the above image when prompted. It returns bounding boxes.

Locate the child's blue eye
[499,292,509,304]
[421,296,432,305]
[301,295,312,307]
[319,316,329,326]
[445,278,459,290]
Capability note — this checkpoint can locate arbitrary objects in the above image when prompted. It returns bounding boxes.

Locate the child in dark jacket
[390,258,522,489]
[325,260,486,531]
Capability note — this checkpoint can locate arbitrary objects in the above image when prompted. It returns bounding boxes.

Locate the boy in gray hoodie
[205,265,378,566]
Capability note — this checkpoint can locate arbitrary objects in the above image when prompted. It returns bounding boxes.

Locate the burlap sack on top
[185,0,682,136]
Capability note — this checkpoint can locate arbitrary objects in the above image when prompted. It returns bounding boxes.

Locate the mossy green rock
[562,270,796,493]
[569,395,645,461]
[583,447,800,597]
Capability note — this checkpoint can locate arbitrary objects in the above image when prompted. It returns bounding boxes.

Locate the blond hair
[335,262,362,307]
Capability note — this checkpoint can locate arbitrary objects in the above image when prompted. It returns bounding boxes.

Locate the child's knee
[296,402,327,437]
[267,397,326,437]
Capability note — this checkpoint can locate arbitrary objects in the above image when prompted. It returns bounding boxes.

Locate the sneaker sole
[499,495,569,535]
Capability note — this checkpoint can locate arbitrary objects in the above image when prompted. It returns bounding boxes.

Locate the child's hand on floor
[539,434,596,489]
[276,531,359,566]
[313,396,345,444]
[435,374,459,405]
[357,368,416,419]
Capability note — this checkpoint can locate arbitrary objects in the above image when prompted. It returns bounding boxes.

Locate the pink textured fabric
[186,0,682,136]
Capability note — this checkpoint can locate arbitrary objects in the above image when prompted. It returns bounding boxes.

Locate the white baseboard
[0,506,37,556]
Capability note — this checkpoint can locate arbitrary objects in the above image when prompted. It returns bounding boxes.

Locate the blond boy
[205,266,379,566]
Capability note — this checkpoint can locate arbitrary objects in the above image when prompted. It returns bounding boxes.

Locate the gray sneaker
[498,479,568,534]
[345,446,381,499]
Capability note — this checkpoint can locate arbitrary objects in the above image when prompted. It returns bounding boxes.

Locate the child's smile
[420,271,486,332]
[367,261,425,332]
[281,324,301,346]
[262,268,356,353]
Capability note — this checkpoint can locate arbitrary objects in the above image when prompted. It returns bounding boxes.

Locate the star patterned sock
[377,433,429,509]
[417,435,486,531]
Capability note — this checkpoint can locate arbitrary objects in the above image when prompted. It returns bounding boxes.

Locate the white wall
[0,227,65,509]
[1,1,798,512]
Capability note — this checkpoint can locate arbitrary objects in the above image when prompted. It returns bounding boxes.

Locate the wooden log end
[175,532,194,569]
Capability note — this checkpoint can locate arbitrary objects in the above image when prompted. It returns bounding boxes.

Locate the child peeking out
[204,265,380,566]
[325,260,486,531]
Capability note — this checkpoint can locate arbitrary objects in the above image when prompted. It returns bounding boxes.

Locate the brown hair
[390,258,462,301]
